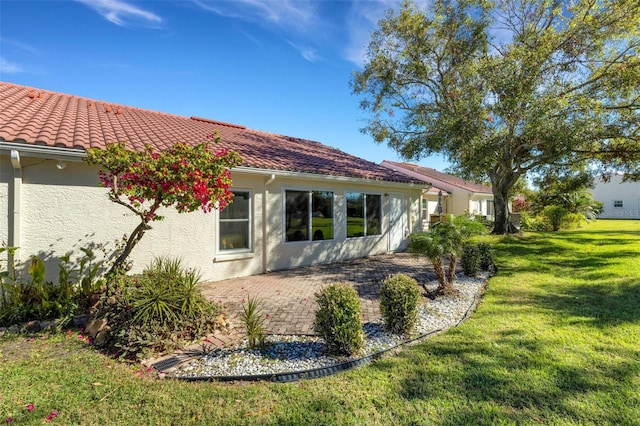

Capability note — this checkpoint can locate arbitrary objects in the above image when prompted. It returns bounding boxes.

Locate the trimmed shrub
[461,244,481,276]
[379,274,421,335]
[477,243,495,271]
[313,283,364,356]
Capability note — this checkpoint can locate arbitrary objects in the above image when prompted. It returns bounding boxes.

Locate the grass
[1,220,639,425]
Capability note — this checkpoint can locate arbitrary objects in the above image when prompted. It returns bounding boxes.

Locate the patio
[198,252,435,335]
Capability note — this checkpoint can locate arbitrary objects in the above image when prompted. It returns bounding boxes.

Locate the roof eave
[0,141,86,161]
[232,166,429,188]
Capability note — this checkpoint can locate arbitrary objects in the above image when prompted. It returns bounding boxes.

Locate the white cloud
[191,0,404,65]
[75,0,163,28]
[343,1,402,67]
[0,37,39,55]
[193,0,317,34]
[0,57,26,74]
[287,40,319,63]
[193,0,326,61]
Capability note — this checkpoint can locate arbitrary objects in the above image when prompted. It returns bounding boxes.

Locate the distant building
[591,174,640,219]
[381,161,494,228]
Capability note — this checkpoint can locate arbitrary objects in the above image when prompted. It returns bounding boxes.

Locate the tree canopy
[352,0,640,233]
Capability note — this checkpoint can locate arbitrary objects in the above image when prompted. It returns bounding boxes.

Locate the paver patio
[199,252,435,335]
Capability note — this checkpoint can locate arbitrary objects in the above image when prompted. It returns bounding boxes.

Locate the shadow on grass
[373,329,640,425]
[535,278,640,325]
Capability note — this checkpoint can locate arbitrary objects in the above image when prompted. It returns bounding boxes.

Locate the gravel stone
[174,274,486,379]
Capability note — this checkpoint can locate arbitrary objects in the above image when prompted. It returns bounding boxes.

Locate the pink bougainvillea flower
[45,410,59,422]
[26,404,34,412]
[6,417,14,423]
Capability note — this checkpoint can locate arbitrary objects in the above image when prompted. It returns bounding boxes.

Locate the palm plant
[410,215,486,295]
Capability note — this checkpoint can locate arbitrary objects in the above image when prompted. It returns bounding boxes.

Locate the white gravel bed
[174,274,486,379]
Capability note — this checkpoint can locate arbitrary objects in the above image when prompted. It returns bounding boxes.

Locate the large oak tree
[352,0,640,233]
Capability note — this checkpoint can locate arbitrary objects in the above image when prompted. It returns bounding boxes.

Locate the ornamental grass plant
[90,257,221,360]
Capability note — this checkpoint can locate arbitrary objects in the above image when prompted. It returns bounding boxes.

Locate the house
[591,173,640,219]
[0,82,429,282]
[380,160,494,227]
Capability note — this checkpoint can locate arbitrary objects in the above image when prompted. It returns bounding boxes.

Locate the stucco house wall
[1,156,423,283]
[591,174,640,219]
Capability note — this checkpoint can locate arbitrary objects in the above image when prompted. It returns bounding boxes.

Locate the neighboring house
[591,173,640,219]
[381,160,494,227]
[0,82,429,282]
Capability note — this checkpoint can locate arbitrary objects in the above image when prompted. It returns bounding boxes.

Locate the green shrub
[461,244,481,276]
[379,274,421,335]
[477,242,495,272]
[541,205,570,231]
[313,283,364,356]
[241,295,266,349]
[0,246,105,328]
[91,257,221,360]
[563,212,586,229]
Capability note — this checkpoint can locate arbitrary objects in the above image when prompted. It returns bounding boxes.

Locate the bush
[541,205,570,231]
[0,246,105,328]
[461,244,481,276]
[379,274,421,335]
[313,283,364,356]
[563,213,586,229]
[90,257,221,360]
[477,242,496,272]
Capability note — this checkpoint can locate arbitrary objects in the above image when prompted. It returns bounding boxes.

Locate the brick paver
[147,252,435,372]
[199,252,435,335]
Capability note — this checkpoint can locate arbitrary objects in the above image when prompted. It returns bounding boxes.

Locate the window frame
[283,189,335,243]
[217,189,252,254]
[613,200,624,208]
[346,192,383,238]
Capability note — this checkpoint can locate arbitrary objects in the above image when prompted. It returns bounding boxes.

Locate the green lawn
[2,220,639,425]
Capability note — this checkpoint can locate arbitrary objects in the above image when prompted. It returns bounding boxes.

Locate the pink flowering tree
[85,136,241,277]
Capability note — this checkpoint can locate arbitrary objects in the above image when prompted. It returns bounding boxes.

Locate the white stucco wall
[1,154,423,283]
[0,157,11,249]
[591,174,640,219]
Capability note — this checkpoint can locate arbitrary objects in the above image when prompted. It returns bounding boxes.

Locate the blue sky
[1,0,449,170]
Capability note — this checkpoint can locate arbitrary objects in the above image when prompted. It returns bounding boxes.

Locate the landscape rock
[86,318,108,338]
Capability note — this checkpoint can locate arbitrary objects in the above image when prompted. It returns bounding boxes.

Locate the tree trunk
[446,254,457,286]
[431,257,448,292]
[106,220,151,282]
[490,171,519,234]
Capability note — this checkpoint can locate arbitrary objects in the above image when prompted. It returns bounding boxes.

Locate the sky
[0,0,450,170]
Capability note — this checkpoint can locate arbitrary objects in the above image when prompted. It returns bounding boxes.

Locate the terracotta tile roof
[382,160,492,194]
[0,82,427,185]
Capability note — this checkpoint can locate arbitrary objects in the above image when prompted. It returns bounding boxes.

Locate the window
[421,198,428,222]
[346,192,382,238]
[285,190,334,242]
[219,190,251,251]
[614,200,624,208]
